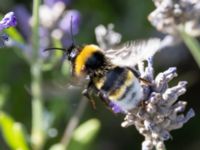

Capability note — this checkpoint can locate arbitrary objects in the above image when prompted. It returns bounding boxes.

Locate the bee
[45,38,161,113]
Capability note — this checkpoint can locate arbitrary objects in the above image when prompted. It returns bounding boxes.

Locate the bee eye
[69,50,77,59]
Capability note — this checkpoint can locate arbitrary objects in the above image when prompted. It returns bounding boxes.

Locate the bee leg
[138,77,152,85]
[128,67,141,78]
[140,100,146,108]
[98,91,110,107]
[82,82,96,109]
[129,67,152,85]
[83,89,96,109]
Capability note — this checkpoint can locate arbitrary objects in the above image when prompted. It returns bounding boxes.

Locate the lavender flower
[52,9,81,48]
[39,2,66,29]
[148,0,200,37]
[14,5,31,39]
[59,10,81,34]
[59,10,81,35]
[13,1,81,60]
[95,24,195,150]
[0,12,17,32]
[95,24,121,50]
[0,12,17,47]
[44,0,71,7]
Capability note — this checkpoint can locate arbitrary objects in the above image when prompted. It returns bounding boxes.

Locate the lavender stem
[30,0,44,150]
[178,27,200,68]
[61,98,88,149]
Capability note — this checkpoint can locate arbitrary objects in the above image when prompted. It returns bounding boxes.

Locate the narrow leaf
[0,112,29,150]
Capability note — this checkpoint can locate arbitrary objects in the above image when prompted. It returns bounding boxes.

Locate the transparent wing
[105,38,161,67]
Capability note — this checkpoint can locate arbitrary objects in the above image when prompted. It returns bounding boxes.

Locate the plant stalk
[179,28,200,68]
[30,0,44,150]
[61,98,88,149]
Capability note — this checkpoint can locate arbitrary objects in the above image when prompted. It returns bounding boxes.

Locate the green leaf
[49,143,65,150]
[49,119,100,150]
[0,85,9,109]
[68,118,101,150]
[5,27,25,43]
[179,26,200,68]
[0,112,29,150]
[4,27,29,63]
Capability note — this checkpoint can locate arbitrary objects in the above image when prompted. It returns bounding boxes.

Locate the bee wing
[105,38,161,67]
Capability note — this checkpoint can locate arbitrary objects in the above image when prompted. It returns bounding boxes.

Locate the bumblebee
[45,39,160,113]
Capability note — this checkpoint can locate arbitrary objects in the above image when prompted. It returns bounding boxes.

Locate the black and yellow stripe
[108,69,135,101]
[74,44,102,76]
[94,67,135,101]
[93,66,143,112]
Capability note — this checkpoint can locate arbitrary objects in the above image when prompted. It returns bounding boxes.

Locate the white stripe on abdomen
[112,79,143,113]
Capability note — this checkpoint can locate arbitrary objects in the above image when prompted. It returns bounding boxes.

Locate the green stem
[31,0,44,150]
[61,98,88,149]
[31,0,40,60]
[179,28,200,68]
[31,61,44,150]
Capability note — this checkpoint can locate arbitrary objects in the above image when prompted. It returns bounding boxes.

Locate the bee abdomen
[101,67,126,92]
[94,67,143,112]
[110,79,143,112]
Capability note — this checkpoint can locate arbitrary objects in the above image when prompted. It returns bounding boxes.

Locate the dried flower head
[95,24,195,150]
[148,0,200,36]
[95,24,122,50]
[121,60,195,150]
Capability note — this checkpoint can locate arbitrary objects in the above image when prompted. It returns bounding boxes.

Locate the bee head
[43,44,106,77]
[43,43,79,61]
[66,43,79,61]
[73,44,106,77]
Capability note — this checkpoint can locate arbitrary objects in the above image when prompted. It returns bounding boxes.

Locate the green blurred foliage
[0,112,29,150]
[50,118,100,150]
[0,0,200,150]
[68,118,100,150]
[5,27,24,43]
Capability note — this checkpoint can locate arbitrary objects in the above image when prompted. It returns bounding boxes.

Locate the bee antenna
[43,47,67,52]
[70,15,75,46]
[43,16,77,55]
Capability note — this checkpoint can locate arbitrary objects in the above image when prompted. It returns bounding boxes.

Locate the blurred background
[0,0,200,150]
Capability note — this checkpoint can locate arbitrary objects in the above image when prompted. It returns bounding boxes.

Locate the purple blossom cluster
[0,12,17,47]
[0,12,17,32]
[13,0,81,59]
[44,0,71,7]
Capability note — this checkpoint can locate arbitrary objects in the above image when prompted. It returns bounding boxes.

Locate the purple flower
[0,34,9,47]
[59,10,81,35]
[0,12,17,32]
[14,5,31,39]
[39,27,50,58]
[0,34,9,41]
[44,0,71,7]
[109,102,124,114]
